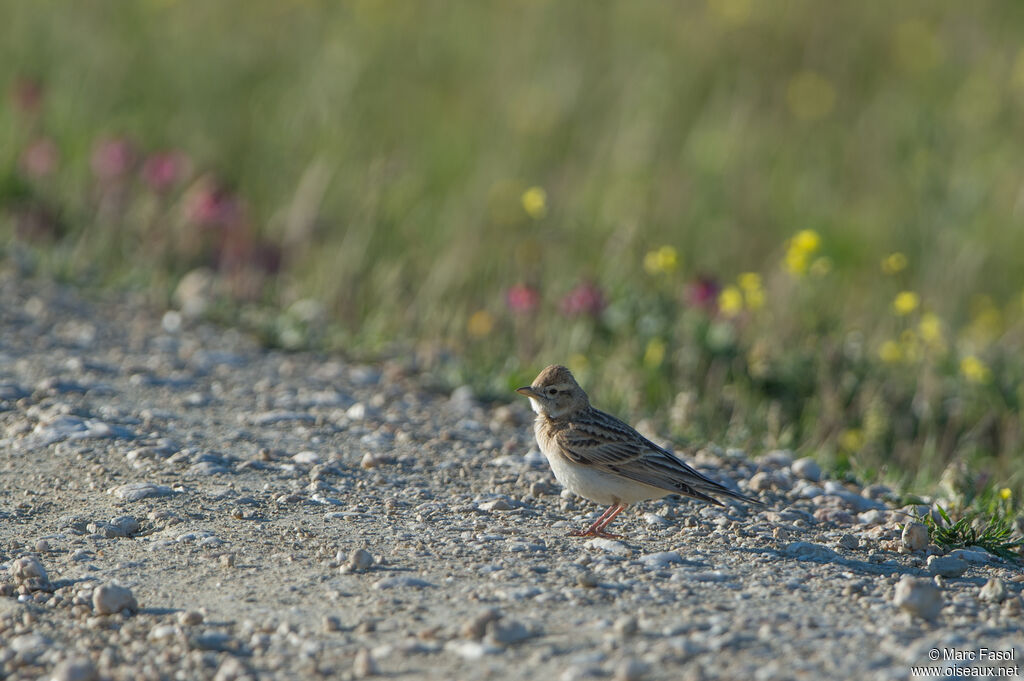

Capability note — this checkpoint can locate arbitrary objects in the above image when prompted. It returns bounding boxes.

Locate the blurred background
[3,1,1024,512]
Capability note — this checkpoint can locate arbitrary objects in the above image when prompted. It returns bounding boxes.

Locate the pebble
[900,522,929,552]
[178,610,204,626]
[93,582,138,615]
[110,482,174,501]
[587,538,631,555]
[614,658,649,681]
[947,548,992,564]
[354,648,379,677]
[50,657,99,681]
[485,618,534,646]
[9,555,48,584]
[372,576,434,590]
[577,571,599,588]
[640,551,684,569]
[479,498,514,512]
[837,534,859,550]
[348,548,374,571]
[893,576,943,621]
[614,616,638,637]
[926,555,968,578]
[462,609,502,640]
[783,542,837,562]
[445,640,501,659]
[979,578,1007,603]
[791,457,822,482]
[10,633,50,664]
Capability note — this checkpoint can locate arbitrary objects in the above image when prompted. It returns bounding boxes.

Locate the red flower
[142,151,189,193]
[506,284,540,314]
[91,137,136,182]
[19,138,59,178]
[184,177,242,228]
[686,275,720,311]
[560,281,605,317]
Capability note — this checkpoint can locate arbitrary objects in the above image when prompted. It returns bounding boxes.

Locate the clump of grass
[921,504,1023,561]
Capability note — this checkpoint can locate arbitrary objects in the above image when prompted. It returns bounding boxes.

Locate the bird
[516,364,760,538]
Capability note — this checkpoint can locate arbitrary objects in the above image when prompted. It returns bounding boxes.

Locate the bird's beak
[515,386,538,398]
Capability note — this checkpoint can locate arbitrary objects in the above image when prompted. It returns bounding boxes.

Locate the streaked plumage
[516,364,759,538]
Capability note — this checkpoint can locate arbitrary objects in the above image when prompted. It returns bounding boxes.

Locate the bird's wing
[555,409,758,505]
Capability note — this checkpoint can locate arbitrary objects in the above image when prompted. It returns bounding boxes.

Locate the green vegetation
[922,504,1024,561]
[2,1,1024,538]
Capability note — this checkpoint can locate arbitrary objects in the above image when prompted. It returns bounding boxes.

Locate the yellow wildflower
[718,285,743,317]
[738,272,764,309]
[521,186,547,220]
[960,355,991,384]
[643,245,680,275]
[839,428,865,452]
[999,487,1012,501]
[892,291,919,316]
[918,312,944,350]
[792,229,821,253]
[881,252,908,275]
[644,338,666,369]
[784,230,821,277]
[878,340,902,364]
[467,310,494,338]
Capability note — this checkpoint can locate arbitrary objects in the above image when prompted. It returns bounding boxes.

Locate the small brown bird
[516,365,759,538]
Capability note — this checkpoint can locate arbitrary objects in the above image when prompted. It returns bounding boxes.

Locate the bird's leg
[569,504,618,537]
[569,504,626,538]
[592,504,626,538]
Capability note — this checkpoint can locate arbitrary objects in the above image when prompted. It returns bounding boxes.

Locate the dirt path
[1,272,1021,681]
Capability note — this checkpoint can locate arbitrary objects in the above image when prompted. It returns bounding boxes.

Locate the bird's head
[515,364,589,419]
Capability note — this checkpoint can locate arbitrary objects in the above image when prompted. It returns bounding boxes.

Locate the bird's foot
[569,529,624,539]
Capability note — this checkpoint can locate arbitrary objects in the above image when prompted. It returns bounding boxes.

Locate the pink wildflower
[560,281,605,317]
[685,275,720,311]
[19,138,59,178]
[142,151,189,193]
[91,137,136,182]
[506,284,540,314]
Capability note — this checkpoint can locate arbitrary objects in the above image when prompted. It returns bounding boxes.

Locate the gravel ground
[1,271,1022,681]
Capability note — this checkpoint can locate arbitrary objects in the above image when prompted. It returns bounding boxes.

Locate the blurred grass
[3,1,1024,519]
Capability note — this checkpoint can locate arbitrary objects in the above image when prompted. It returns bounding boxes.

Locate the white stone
[901,522,929,552]
[93,583,138,615]
[893,575,942,620]
[791,457,822,482]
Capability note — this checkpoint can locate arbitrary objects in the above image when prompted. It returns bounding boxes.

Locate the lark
[516,365,760,538]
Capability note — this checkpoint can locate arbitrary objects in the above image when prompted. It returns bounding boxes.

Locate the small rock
[837,534,859,550]
[485,618,533,646]
[587,538,631,555]
[748,471,774,492]
[93,583,138,615]
[783,542,837,562]
[372,576,434,590]
[110,482,174,502]
[979,577,1008,603]
[926,555,968,578]
[9,555,47,584]
[178,610,204,626]
[348,548,374,571]
[35,539,51,553]
[614,616,638,637]
[614,658,649,681]
[213,657,250,681]
[577,571,598,588]
[893,575,942,621]
[445,640,500,659]
[947,548,993,564]
[479,498,513,512]
[640,551,683,569]
[292,450,320,465]
[900,522,929,552]
[353,648,379,678]
[50,657,98,681]
[791,457,822,482]
[461,608,502,640]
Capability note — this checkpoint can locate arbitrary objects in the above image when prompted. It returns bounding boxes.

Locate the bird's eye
[547,387,558,396]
